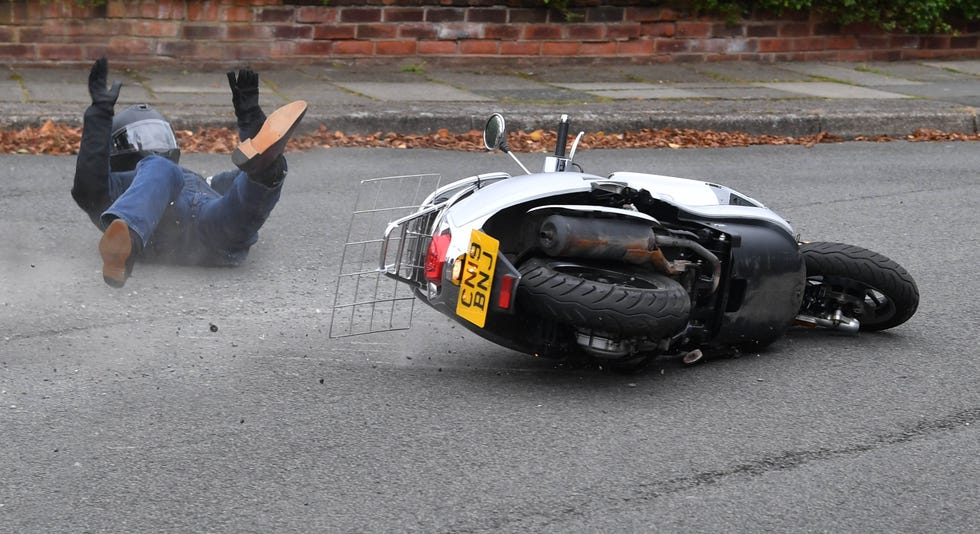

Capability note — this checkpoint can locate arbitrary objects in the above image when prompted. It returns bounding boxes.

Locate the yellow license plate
[455,229,499,328]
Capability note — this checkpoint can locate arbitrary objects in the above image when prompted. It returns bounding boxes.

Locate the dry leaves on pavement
[2,121,978,156]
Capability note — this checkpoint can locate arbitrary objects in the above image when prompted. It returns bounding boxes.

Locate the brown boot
[232,100,307,175]
[99,219,139,288]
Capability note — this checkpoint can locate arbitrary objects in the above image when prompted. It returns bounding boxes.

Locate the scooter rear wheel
[517,258,690,337]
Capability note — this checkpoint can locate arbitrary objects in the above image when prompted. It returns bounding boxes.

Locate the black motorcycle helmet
[110,104,181,172]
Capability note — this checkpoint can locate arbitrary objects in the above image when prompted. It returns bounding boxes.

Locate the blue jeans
[101,155,282,266]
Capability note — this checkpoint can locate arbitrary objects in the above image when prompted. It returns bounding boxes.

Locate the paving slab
[615,64,720,83]
[861,61,978,81]
[689,85,809,100]
[10,67,91,104]
[692,62,811,83]
[255,70,373,106]
[472,88,597,103]
[551,83,712,100]
[0,74,24,103]
[922,60,980,76]
[758,82,912,99]
[875,81,980,106]
[778,62,924,86]
[428,71,546,91]
[333,82,491,102]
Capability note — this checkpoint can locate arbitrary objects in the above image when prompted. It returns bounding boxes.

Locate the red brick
[292,40,334,56]
[606,23,641,40]
[228,24,272,40]
[418,40,458,55]
[756,38,791,53]
[258,7,293,23]
[500,40,540,55]
[341,8,381,23]
[617,39,655,55]
[376,40,418,55]
[483,24,521,40]
[541,41,579,55]
[108,37,155,56]
[923,36,950,49]
[837,49,873,61]
[435,23,482,40]
[825,35,858,49]
[467,8,507,24]
[795,37,826,51]
[314,25,356,40]
[296,6,338,24]
[712,22,744,38]
[460,40,499,55]
[0,43,34,58]
[585,6,624,24]
[641,22,675,38]
[183,24,226,40]
[779,22,811,37]
[132,20,180,38]
[676,21,711,38]
[384,8,424,23]
[655,38,688,53]
[357,24,398,39]
[747,23,777,37]
[523,24,561,40]
[17,27,46,44]
[628,7,675,23]
[271,24,312,40]
[187,2,220,22]
[580,41,617,56]
[857,35,889,48]
[399,23,438,40]
[688,38,735,53]
[224,43,271,61]
[567,24,605,41]
[426,8,464,23]
[508,8,547,24]
[221,6,252,23]
[951,35,979,49]
[332,40,373,55]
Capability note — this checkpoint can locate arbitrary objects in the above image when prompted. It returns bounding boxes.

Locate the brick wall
[1,0,978,67]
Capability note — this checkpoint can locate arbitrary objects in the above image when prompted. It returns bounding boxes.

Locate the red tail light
[497,274,516,310]
[424,230,452,283]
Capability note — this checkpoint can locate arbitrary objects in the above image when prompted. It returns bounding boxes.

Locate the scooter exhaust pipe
[538,214,721,293]
[538,214,656,259]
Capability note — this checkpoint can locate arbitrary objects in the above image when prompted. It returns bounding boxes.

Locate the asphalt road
[1,141,978,533]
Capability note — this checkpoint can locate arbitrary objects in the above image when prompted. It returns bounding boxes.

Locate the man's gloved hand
[88,56,122,109]
[227,68,262,118]
[227,68,266,140]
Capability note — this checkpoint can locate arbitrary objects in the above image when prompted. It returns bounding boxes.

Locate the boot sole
[99,219,132,288]
[232,100,308,173]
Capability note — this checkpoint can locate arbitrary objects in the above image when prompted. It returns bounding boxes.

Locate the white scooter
[331,114,918,370]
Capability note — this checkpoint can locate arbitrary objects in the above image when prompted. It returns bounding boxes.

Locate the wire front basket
[329,174,442,337]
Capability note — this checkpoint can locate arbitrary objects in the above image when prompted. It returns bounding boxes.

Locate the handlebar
[555,114,570,158]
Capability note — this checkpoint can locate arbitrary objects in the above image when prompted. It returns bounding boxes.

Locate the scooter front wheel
[517,258,690,337]
[800,242,919,331]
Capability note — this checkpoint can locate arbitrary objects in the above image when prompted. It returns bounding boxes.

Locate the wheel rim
[808,275,898,327]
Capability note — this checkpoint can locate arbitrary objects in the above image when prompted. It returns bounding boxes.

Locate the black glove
[227,68,262,118]
[88,56,122,109]
[227,68,266,141]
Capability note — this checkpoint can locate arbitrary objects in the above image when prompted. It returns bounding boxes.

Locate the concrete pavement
[2,59,979,138]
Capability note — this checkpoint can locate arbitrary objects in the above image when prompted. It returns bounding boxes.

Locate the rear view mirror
[483,113,506,151]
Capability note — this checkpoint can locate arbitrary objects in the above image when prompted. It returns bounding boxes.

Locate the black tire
[517,258,691,337]
[800,242,919,331]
